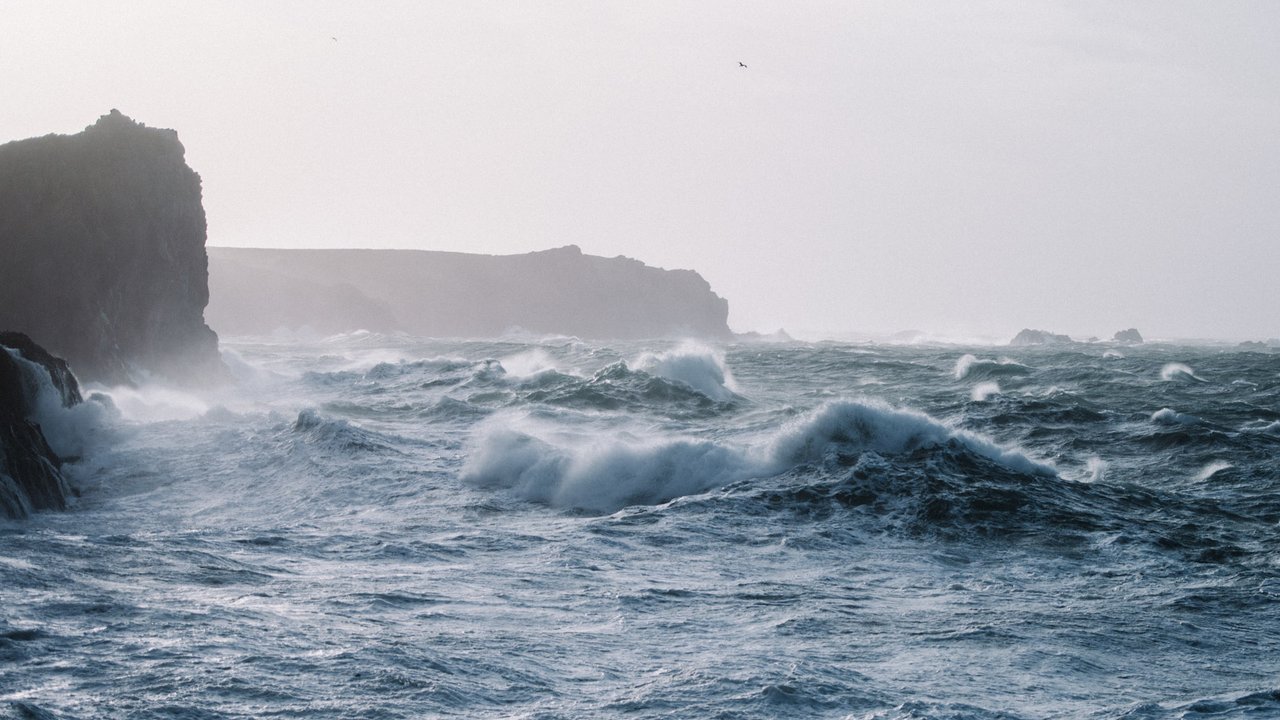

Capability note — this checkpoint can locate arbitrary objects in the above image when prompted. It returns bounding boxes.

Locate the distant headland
[206,245,733,341]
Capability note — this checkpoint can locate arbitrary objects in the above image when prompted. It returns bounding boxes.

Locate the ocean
[3,334,1278,719]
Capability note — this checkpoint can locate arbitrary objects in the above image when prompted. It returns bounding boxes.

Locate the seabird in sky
[738,61,748,68]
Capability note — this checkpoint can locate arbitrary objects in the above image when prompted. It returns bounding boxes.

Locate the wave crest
[462,400,1054,513]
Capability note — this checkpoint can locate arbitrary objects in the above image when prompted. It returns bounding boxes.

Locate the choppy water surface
[3,336,1279,719]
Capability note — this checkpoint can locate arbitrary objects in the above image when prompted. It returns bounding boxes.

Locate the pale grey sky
[4,1,1277,340]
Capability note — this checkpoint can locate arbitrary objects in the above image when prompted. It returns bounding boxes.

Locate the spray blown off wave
[632,342,740,402]
[1160,362,1206,382]
[954,354,1031,381]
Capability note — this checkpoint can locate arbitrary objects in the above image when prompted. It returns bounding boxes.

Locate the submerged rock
[1009,329,1073,346]
[0,332,81,518]
[0,110,227,385]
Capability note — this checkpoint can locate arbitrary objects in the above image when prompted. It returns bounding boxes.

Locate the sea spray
[633,342,740,402]
[4,348,111,460]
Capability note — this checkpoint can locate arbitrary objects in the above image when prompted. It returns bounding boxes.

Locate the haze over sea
[4,333,1278,719]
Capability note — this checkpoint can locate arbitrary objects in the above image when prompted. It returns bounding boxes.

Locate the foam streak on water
[3,337,1279,719]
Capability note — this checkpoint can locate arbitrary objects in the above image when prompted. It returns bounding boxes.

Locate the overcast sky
[4,1,1277,340]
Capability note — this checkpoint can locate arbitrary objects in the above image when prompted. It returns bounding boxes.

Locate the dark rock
[1113,328,1144,344]
[0,110,227,385]
[0,333,81,518]
[206,245,733,340]
[1009,329,1073,346]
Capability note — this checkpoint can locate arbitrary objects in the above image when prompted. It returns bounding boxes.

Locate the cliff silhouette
[207,246,733,340]
[0,110,225,385]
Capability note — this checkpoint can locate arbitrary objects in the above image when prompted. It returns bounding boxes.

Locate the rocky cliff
[206,246,733,340]
[0,110,225,385]
[0,332,81,519]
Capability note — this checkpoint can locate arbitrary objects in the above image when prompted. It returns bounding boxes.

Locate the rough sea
[3,334,1278,719]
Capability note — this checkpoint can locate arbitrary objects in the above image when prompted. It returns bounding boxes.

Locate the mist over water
[4,335,1280,718]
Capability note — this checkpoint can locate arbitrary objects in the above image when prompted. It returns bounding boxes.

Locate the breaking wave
[462,399,1054,513]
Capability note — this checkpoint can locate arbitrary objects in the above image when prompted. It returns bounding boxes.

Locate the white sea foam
[462,399,1056,512]
[1102,350,1125,359]
[633,342,740,402]
[971,382,1001,402]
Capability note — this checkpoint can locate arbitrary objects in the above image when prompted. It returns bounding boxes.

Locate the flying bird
[331,36,338,42]
[738,62,748,68]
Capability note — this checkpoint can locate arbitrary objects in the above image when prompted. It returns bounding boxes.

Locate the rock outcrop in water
[0,332,81,519]
[1009,329,1074,346]
[1113,328,1144,344]
[207,245,733,340]
[0,110,226,385]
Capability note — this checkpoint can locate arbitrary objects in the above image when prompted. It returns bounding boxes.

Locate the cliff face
[207,246,733,340]
[0,110,225,385]
[0,332,81,519]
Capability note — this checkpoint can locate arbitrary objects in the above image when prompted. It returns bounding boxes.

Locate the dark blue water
[3,336,1278,718]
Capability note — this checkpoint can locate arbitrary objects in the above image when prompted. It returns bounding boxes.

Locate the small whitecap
[1193,461,1233,482]
[1151,407,1198,425]
[970,382,1000,402]
[1083,456,1106,483]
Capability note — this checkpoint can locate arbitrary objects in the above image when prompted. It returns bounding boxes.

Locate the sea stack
[0,110,226,385]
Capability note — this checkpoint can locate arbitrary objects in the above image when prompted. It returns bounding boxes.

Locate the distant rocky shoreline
[1009,327,1147,346]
